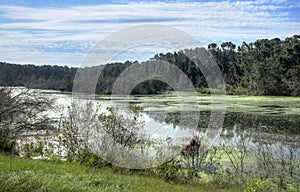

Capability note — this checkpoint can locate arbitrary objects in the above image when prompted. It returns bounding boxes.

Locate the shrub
[154,159,184,183]
[226,84,248,95]
[0,88,53,154]
[203,88,211,94]
[235,86,248,95]
[23,142,35,158]
[0,131,16,153]
[244,179,277,192]
[208,169,240,189]
[226,84,236,95]
[77,147,110,168]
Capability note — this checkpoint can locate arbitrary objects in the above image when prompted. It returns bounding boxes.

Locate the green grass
[0,154,243,192]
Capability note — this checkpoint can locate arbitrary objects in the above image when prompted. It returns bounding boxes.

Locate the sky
[0,0,299,66]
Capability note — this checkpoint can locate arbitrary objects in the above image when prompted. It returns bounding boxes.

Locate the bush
[77,147,110,168]
[234,86,248,95]
[153,159,189,184]
[203,88,211,94]
[20,141,45,158]
[226,84,236,95]
[0,88,53,154]
[226,84,248,95]
[208,169,241,189]
[244,179,277,192]
[0,131,15,153]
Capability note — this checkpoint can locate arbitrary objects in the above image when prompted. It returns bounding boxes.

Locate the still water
[37,89,300,149]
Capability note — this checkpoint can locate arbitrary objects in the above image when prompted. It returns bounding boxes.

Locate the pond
[18,88,299,163]
[9,89,300,168]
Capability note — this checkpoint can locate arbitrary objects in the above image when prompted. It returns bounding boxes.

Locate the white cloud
[0,0,299,66]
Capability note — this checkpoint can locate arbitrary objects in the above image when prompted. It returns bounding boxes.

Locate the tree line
[0,34,299,96]
[0,63,76,91]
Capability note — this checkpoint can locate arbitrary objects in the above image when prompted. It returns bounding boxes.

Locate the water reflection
[147,111,300,159]
[31,89,300,159]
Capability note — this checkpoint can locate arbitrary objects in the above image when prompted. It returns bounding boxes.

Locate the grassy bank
[0,153,243,192]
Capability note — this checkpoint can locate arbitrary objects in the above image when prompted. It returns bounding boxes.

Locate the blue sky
[0,0,299,66]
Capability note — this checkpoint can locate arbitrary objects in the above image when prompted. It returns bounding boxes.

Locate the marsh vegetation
[1,87,299,191]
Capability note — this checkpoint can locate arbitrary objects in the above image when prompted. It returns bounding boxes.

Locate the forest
[0,34,299,96]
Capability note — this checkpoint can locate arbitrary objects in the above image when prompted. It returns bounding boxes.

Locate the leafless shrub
[0,87,53,153]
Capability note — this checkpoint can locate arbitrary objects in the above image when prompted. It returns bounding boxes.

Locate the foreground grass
[0,154,243,192]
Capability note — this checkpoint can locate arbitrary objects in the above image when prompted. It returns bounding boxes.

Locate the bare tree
[222,130,251,175]
[274,138,300,189]
[286,142,299,179]
[254,141,276,178]
[98,105,145,149]
[0,87,53,152]
[253,133,300,187]
[181,137,210,170]
[58,101,100,160]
